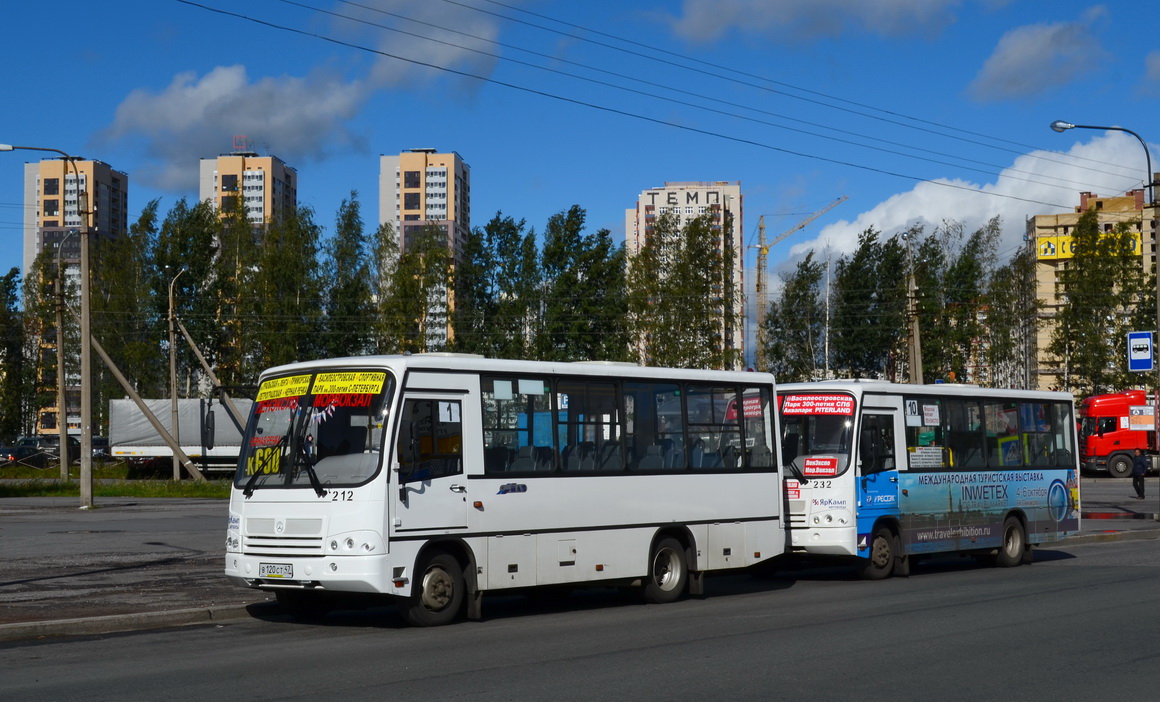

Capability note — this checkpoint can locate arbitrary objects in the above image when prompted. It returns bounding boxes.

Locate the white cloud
[96,66,371,192]
[784,131,1155,269]
[666,0,964,43]
[968,11,1107,101]
[1140,50,1160,97]
[95,0,505,193]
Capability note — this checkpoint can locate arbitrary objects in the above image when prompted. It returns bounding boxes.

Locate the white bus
[778,380,1080,578]
[225,354,784,625]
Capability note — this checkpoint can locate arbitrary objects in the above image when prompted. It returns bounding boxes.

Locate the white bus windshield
[234,369,394,493]
[779,393,855,477]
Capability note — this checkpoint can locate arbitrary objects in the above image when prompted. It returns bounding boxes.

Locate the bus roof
[777,379,1073,403]
[259,354,775,386]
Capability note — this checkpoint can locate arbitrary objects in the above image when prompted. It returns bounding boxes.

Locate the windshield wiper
[785,459,809,485]
[293,439,328,498]
[242,435,285,498]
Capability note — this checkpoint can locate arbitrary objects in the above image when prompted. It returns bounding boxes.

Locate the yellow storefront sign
[1037,232,1141,260]
[311,371,387,395]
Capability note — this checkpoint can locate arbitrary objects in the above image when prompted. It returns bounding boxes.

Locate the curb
[0,603,256,643]
[1060,527,1160,546]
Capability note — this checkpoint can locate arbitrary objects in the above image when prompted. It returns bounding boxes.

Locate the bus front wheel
[860,527,896,580]
[403,553,465,626]
[643,538,688,604]
[995,517,1026,568]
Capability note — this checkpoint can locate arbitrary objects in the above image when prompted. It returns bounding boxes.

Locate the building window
[404,193,421,210]
[221,174,239,192]
[43,199,59,217]
[404,171,421,188]
[43,178,59,196]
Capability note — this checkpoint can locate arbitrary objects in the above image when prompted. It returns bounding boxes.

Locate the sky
[2,0,1158,346]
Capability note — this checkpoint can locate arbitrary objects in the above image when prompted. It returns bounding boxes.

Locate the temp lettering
[962,484,1007,501]
[313,393,373,408]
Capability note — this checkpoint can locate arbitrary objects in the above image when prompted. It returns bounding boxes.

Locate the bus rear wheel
[860,526,896,580]
[643,538,688,604]
[1108,454,1133,479]
[995,517,1026,568]
[403,553,464,627]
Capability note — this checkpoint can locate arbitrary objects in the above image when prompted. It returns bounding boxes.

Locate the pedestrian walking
[1131,448,1148,500]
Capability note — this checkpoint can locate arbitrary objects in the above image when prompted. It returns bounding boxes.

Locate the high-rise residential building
[378,149,471,260]
[19,156,129,434]
[21,157,129,279]
[199,141,297,224]
[1028,187,1158,390]
[625,181,746,369]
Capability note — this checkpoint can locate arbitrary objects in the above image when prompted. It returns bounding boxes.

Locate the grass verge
[0,478,232,499]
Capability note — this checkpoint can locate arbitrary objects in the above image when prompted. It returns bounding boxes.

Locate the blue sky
[2,1,1158,309]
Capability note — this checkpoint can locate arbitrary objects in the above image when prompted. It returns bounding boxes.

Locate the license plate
[259,562,293,578]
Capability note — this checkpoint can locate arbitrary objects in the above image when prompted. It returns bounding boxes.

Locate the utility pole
[904,229,924,384]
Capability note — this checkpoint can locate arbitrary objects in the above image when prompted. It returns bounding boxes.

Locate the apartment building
[378,149,471,261]
[1028,187,1158,390]
[625,181,746,369]
[19,156,128,434]
[198,145,297,224]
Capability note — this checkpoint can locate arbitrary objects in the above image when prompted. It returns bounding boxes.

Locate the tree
[539,206,628,362]
[207,199,259,388]
[324,193,375,357]
[763,252,825,381]
[450,218,497,356]
[626,212,732,369]
[830,228,907,378]
[249,206,325,371]
[1048,209,1146,394]
[91,201,163,431]
[380,224,452,353]
[987,240,1039,389]
[154,198,223,395]
[0,268,28,442]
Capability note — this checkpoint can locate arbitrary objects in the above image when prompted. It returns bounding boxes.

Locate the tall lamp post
[168,267,186,481]
[1,143,94,508]
[1050,121,1158,491]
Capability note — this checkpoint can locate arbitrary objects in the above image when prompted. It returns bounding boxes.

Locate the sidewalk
[1,477,1158,642]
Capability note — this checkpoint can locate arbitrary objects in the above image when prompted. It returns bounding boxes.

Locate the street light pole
[1050,121,1158,486]
[168,267,186,481]
[1,143,94,508]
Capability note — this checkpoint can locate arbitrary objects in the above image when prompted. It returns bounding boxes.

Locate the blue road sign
[1127,331,1154,372]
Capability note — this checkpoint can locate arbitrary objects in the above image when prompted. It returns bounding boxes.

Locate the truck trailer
[110,398,251,474]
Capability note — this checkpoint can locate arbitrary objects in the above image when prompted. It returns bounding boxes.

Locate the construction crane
[752,195,847,370]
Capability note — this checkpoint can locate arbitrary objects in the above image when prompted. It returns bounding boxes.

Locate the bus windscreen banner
[780,394,854,416]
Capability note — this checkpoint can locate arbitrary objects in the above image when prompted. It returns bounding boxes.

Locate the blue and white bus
[778,381,1080,578]
[226,355,784,625]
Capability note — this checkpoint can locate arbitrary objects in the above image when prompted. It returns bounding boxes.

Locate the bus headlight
[325,530,383,555]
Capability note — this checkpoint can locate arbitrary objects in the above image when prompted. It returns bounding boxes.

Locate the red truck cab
[1079,389,1156,477]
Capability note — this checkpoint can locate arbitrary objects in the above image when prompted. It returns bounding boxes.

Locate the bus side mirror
[203,408,216,450]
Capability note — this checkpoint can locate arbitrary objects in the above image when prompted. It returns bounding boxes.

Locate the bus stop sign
[1128,331,1154,372]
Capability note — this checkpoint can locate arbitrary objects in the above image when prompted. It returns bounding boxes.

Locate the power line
[175,0,1077,211]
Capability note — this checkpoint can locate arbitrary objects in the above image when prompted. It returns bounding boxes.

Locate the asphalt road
[1,537,1157,702]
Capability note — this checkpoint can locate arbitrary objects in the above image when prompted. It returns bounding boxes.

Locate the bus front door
[392,395,469,531]
[856,410,904,549]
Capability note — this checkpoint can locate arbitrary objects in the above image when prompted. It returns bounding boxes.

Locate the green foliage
[250,206,326,370]
[324,193,375,357]
[830,228,908,377]
[153,198,224,393]
[379,223,452,353]
[626,212,735,369]
[539,206,628,362]
[762,252,825,381]
[0,268,29,442]
[987,241,1039,389]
